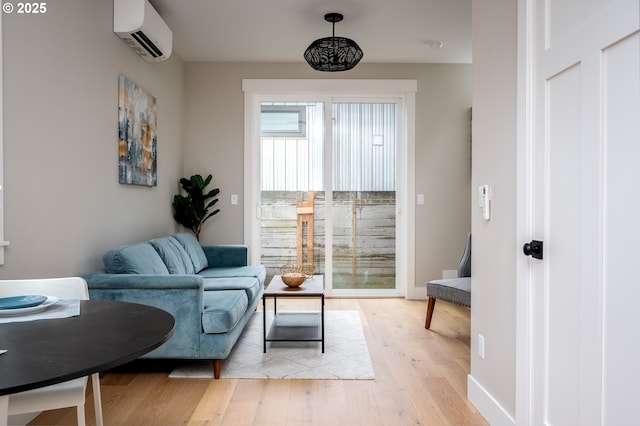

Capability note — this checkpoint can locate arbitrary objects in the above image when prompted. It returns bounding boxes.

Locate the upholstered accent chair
[425,233,471,329]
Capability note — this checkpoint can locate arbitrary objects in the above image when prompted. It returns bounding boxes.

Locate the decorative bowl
[281,272,306,287]
[280,264,315,287]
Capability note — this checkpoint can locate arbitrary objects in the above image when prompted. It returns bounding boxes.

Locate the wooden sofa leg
[213,359,221,379]
[425,297,436,329]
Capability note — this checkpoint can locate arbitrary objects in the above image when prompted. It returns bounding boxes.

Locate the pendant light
[303,13,364,72]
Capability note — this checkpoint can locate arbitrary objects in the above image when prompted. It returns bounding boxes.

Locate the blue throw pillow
[149,237,196,274]
[171,232,209,273]
[103,243,170,274]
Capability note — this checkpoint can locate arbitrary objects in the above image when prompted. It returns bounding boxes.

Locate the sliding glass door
[256,97,400,296]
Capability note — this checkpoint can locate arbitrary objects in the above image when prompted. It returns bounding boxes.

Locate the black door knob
[523,240,543,260]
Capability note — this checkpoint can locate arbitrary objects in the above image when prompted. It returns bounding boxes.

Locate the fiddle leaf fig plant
[172,174,220,241]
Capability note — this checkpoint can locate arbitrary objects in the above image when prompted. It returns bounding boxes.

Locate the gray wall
[184,62,472,290]
[470,0,518,419]
[0,0,185,278]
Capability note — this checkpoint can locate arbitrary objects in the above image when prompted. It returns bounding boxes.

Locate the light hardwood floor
[29,298,487,425]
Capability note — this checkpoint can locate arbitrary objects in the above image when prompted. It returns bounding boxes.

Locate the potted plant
[172,174,220,241]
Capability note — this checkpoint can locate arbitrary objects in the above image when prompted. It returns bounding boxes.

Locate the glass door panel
[259,101,325,281]
[258,99,398,294]
[331,102,397,292]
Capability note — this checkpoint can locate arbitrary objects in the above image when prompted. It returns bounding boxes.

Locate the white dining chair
[0,277,104,426]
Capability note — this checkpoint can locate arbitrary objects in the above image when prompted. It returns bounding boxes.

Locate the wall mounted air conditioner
[114,0,172,62]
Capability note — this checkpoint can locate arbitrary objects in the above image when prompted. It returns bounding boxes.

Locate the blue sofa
[82,232,265,378]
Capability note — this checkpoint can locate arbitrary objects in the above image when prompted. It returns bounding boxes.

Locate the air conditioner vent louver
[131,31,163,58]
[114,0,172,62]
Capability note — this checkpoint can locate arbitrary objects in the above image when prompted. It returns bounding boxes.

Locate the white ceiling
[150,0,471,64]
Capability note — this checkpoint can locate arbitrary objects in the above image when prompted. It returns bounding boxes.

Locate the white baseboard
[467,374,516,426]
[408,283,428,300]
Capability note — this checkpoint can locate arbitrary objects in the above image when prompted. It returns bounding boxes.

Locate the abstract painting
[118,74,157,186]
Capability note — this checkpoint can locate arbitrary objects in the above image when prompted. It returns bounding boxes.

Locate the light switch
[479,185,491,220]
[417,194,425,205]
[231,194,238,205]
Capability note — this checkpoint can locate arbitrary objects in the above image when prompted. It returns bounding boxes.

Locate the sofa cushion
[198,265,266,283]
[202,276,262,305]
[149,237,195,274]
[171,233,208,273]
[103,243,169,275]
[201,289,248,334]
[202,245,248,268]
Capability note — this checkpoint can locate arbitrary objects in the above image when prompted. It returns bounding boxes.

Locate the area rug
[169,310,375,380]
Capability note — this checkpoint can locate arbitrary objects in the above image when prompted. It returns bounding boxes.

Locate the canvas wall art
[118,74,157,186]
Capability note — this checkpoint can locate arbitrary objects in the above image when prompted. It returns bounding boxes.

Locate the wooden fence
[260,191,396,289]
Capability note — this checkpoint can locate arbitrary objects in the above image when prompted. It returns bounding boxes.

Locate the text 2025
[17,2,47,13]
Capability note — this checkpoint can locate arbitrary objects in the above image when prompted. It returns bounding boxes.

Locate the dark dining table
[0,300,175,423]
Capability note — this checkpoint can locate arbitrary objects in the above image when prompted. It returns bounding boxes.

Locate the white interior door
[526,0,640,423]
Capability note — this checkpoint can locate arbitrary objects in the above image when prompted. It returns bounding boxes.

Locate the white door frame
[0,13,7,265]
[515,0,533,423]
[242,79,417,297]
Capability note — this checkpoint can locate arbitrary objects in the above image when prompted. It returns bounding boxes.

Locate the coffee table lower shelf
[266,312,322,342]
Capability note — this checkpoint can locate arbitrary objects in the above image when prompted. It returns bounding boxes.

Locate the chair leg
[76,403,86,426]
[91,373,104,426]
[213,359,221,379]
[425,297,436,329]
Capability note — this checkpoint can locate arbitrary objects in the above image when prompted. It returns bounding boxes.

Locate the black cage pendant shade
[304,13,363,72]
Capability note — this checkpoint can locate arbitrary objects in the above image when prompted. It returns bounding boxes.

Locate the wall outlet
[478,334,485,359]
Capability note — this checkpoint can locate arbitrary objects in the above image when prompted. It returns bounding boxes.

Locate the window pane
[260,105,307,137]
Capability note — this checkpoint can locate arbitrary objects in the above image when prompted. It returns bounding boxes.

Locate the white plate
[0,296,59,316]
